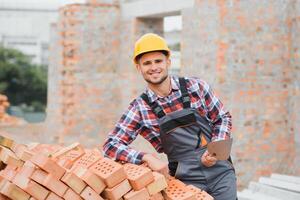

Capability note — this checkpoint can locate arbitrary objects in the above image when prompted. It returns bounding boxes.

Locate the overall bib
[141,78,237,200]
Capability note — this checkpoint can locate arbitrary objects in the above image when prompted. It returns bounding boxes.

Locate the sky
[0,0,182,32]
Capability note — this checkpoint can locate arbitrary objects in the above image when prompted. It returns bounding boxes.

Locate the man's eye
[143,61,151,65]
[155,60,162,63]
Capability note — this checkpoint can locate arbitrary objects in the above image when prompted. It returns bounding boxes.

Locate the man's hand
[142,154,169,177]
[201,150,217,167]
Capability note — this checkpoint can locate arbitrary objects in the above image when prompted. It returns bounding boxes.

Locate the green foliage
[0,46,47,112]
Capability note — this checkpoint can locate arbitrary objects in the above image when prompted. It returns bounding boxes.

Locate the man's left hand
[201,150,217,167]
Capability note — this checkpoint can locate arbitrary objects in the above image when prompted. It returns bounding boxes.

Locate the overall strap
[179,77,191,108]
[140,93,166,118]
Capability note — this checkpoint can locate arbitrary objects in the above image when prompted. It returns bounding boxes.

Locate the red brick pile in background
[0,95,25,126]
[0,134,213,200]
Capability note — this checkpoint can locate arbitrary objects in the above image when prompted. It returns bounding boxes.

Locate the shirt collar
[145,75,180,103]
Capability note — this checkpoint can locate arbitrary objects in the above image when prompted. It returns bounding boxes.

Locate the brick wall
[46,2,121,145]
[181,0,300,188]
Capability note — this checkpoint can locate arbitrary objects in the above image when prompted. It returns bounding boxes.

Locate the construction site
[0,0,300,199]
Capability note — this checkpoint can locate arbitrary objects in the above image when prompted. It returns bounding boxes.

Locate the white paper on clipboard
[207,138,233,160]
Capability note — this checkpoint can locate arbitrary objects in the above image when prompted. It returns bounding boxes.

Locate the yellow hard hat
[133,33,170,64]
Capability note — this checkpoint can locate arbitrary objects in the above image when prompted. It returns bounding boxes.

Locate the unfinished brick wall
[47,2,121,145]
[181,0,300,188]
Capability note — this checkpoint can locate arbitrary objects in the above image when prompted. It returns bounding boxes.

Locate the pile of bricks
[0,94,24,126]
[0,134,213,200]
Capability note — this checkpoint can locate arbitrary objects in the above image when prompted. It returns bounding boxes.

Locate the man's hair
[136,50,169,64]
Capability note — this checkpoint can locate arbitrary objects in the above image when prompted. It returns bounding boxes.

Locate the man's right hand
[142,154,168,176]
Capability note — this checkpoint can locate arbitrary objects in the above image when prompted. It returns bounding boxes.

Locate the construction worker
[103,33,237,199]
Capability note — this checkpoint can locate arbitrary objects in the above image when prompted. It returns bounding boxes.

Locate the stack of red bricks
[0,135,213,200]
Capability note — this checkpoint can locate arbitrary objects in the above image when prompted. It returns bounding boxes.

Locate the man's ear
[166,57,171,69]
[135,63,141,72]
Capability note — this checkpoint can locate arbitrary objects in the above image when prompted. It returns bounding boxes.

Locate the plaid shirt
[103,76,232,164]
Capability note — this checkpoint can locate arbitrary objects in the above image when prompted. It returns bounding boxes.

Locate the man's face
[136,51,171,85]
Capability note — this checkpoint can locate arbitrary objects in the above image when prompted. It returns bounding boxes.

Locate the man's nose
[149,62,158,70]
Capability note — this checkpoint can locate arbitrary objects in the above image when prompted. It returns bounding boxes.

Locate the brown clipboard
[207,138,233,160]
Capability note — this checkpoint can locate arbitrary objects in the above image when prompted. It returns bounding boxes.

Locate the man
[103,33,237,199]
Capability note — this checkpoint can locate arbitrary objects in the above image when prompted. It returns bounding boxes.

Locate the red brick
[124,163,154,191]
[90,157,126,188]
[18,161,36,178]
[13,173,50,200]
[123,188,150,200]
[63,188,82,200]
[149,192,164,200]
[29,144,62,156]
[72,166,105,194]
[0,178,9,192]
[80,186,104,200]
[0,181,30,200]
[0,167,17,181]
[0,146,24,168]
[51,142,85,159]
[102,179,132,200]
[0,135,14,150]
[186,185,213,200]
[146,172,167,195]
[72,150,102,170]
[30,154,66,179]
[30,169,48,185]
[163,179,196,200]
[57,149,84,169]
[43,174,68,197]
[13,144,33,161]
[0,193,9,200]
[61,171,86,194]
[45,192,63,200]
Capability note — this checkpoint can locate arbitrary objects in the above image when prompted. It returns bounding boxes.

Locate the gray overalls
[141,78,237,200]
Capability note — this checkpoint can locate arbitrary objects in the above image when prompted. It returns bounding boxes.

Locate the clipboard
[207,138,233,160]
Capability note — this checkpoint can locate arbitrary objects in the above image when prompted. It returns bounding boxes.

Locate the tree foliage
[0,46,47,112]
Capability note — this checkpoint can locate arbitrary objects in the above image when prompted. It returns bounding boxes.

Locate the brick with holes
[57,150,84,169]
[45,192,63,200]
[149,192,164,200]
[61,171,86,194]
[0,181,30,200]
[162,179,196,200]
[146,172,167,195]
[123,188,150,200]
[124,163,154,191]
[90,157,126,188]
[30,154,66,180]
[80,186,104,200]
[12,173,50,200]
[186,185,213,200]
[72,166,105,194]
[71,150,102,170]
[102,179,132,200]
[63,188,82,200]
